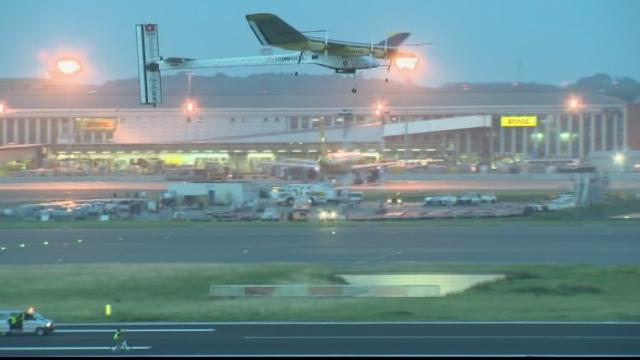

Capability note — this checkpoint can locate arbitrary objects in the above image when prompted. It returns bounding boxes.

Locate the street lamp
[183,99,197,122]
[56,59,81,75]
[567,96,582,112]
[373,101,389,157]
[54,58,82,166]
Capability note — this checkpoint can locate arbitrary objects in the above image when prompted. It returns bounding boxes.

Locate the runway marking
[135,355,640,358]
[244,335,640,340]
[56,328,215,333]
[55,321,640,326]
[0,346,152,351]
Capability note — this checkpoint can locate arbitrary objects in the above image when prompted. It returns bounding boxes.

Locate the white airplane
[136,13,425,105]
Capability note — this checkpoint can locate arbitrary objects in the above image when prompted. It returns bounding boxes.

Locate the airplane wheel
[294,72,299,76]
[351,88,357,93]
[385,78,389,83]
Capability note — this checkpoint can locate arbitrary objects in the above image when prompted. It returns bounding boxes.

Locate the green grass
[1,263,639,322]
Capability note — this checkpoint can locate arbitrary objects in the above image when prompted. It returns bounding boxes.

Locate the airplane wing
[307,34,411,57]
[245,13,410,57]
[246,13,308,50]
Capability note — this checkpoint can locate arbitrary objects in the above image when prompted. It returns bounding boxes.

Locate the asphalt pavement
[1,173,639,204]
[1,322,639,356]
[1,223,639,265]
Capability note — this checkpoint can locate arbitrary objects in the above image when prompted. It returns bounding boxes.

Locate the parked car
[424,194,457,206]
[261,208,280,221]
[275,192,296,206]
[172,210,187,222]
[456,193,481,205]
[478,193,498,203]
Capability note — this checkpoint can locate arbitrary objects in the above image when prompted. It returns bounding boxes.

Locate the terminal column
[35,118,41,144]
[543,115,550,158]
[46,118,52,144]
[499,124,505,154]
[601,113,607,151]
[622,107,628,151]
[612,113,618,151]
[555,114,561,158]
[578,113,585,159]
[24,118,30,144]
[0,118,9,145]
[522,127,528,156]
[590,114,597,153]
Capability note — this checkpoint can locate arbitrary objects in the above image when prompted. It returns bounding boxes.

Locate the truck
[271,183,337,206]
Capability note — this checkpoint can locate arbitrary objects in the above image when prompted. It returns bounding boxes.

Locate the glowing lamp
[184,100,197,114]
[567,96,582,111]
[56,59,81,75]
[394,56,418,71]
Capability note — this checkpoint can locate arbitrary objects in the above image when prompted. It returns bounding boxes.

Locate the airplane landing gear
[351,72,358,94]
[295,50,304,77]
[385,62,392,83]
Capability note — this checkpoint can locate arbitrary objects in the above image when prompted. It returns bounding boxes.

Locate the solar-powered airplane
[136,13,424,105]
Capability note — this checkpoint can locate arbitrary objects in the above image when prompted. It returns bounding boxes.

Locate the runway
[1,173,639,204]
[1,223,639,265]
[1,322,639,356]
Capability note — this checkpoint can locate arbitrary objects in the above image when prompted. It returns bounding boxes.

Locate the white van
[0,309,55,336]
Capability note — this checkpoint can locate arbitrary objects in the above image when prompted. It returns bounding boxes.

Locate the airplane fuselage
[158,52,382,73]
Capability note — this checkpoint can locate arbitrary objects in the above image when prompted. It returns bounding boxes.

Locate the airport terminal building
[0,78,636,172]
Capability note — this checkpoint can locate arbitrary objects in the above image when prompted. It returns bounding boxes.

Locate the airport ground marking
[0,346,152,351]
[56,328,215,333]
[244,335,640,340]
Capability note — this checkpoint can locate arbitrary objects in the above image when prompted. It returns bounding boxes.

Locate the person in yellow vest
[8,314,17,330]
[112,328,129,352]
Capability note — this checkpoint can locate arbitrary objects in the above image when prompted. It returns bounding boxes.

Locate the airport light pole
[374,102,389,160]
[55,58,82,167]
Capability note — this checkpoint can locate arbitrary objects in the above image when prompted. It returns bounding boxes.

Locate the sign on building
[77,118,117,131]
[500,116,537,127]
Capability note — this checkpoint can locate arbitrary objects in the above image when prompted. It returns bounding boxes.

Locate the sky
[0,0,639,87]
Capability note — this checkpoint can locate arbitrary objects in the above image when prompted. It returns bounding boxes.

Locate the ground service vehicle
[0,308,54,336]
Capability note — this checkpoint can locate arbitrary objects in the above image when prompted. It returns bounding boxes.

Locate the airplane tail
[245,13,307,46]
[377,32,411,48]
[135,24,163,105]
